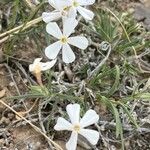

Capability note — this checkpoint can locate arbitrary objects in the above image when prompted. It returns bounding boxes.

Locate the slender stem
[104,7,137,56]
[0,17,42,38]
[89,42,112,77]
[104,7,150,73]
[24,0,36,8]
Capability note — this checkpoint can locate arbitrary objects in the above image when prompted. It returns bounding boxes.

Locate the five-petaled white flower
[68,0,95,20]
[45,18,88,63]
[29,58,57,74]
[42,0,76,23]
[54,104,100,150]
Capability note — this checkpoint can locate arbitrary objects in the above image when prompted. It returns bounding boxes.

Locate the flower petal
[68,36,88,49]
[33,58,42,64]
[62,44,75,63]
[80,109,99,128]
[66,104,80,124]
[29,64,35,72]
[45,41,62,59]
[41,59,57,71]
[42,12,61,23]
[68,7,77,18]
[66,132,78,150]
[63,18,78,37]
[46,22,62,39]
[77,0,95,6]
[48,0,56,8]
[54,117,73,131]
[55,0,71,11]
[29,58,42,72]
[77,6,94,20]
[79,129,99,145]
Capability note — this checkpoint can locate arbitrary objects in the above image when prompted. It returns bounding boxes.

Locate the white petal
[29,58,42,72]
[55,0,71,11]
[41,59,57,71]
[45,41,62,59]
[46,22,62,39]
[63,18,78,37]
[78,0,95,6]
[77,6,94,20]
[42,12,61,23]
[79,129,99,145]
[29,64,34,72]
[66,104,80,124]
[54,117,73,131]
[68,36,88,50]
[48,0,56,8]
[62,44,75,63]
[80,109,99,128]
[34,58,42,64]
[68,7,77,18]
[66,132,78,150]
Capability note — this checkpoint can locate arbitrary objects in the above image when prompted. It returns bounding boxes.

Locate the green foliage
[96,94,139,150]
[94,9,119,43]
[29,85,50,97]
[87,8,150,149]
[93,8,146,56]
[2,2,149,150]
[2,1,45,56]
[107,65,120,97]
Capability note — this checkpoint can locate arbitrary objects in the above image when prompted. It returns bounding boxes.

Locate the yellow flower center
[60,36,68,44]
[63,6,71,12]
[62,6,72,16]
[73,124,81,132]
[73,1,79,7]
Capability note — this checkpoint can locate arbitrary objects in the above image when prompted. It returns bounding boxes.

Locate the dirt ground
[0,0,150,150]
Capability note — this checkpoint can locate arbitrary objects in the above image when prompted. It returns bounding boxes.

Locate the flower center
[63,6,71,12]
[73,124,81,132]
[73,1,79,7]
[62,6,71,16]
[60,36,68,44]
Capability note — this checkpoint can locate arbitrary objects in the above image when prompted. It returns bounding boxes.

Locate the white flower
[69,0,95,20]
[29,58,57,74]
[54,104,99,150]
[45,18,88,63]
[42,0,75,23]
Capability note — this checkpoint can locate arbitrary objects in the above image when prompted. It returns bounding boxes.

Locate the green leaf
[95,9,119,42]
[135,93,150,100]
[119,102,138,128]
[107,65,120,97]
[97,95,123,137]
[29,85,50,97]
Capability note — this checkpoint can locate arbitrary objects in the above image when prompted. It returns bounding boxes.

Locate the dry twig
[0,100,63,150]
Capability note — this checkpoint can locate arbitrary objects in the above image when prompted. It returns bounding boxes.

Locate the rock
[134,3,150,30]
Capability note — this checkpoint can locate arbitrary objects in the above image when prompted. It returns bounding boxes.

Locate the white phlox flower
[69,0,96,20]
[45,18,88,63]
[42,0,76,23]
[54,104,100,150]
[29,58,57,74]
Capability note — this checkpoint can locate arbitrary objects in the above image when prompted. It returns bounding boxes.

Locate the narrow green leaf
[119,102,138,128]
[108,65,120,97]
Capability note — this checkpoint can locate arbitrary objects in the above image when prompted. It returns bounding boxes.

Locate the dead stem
[0,17,42,44]
[89,41,112,77]
[4,63,21,95]
[0,99,63,150]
